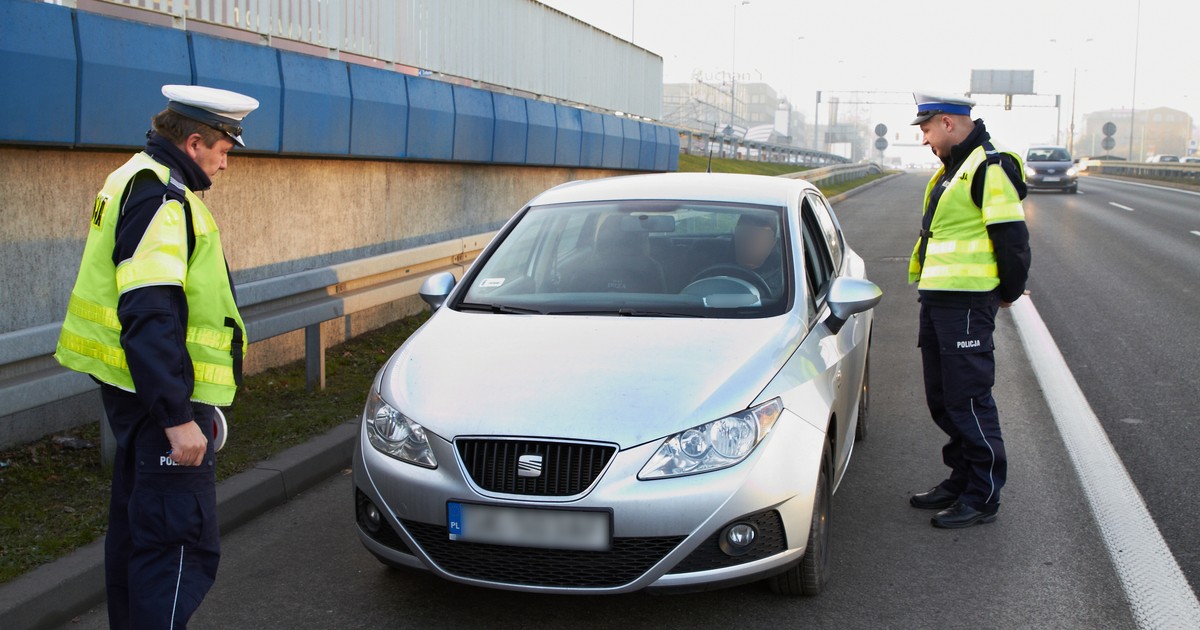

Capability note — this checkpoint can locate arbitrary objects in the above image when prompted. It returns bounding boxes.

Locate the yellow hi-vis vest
[55,152,246,407]
[908,142,1026,291]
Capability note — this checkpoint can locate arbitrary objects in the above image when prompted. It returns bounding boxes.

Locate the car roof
[528,172,819,207]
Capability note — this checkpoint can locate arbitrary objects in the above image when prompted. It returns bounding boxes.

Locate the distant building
[1078,107,1194,159]
[662,81,806,146]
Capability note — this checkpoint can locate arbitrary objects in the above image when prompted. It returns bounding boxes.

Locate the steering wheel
[686,264,773,299]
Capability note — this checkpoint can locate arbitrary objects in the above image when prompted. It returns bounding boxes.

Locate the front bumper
[1026,173,1077,190]
[352,409,827,594]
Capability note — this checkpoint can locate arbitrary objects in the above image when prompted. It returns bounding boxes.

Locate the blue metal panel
[553,105,581,167]
[491,93,527,164]
[668,128,680,171]
[75,12,191,147]
[191,33,281,153]
[638,122,656,171]
[348,64,407,158]
[278,51,350,155]
[452,85,493,162]
[621,118,640,169]
[578,110,604,168]
[525,100,557,165]
[600,114,623,169]
[406,75,454,160]
[0,1,76,144]
[654,125,671,171]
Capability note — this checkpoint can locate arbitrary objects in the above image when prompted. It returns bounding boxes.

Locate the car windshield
[1027,148,1072,162]
[458,200,790,319]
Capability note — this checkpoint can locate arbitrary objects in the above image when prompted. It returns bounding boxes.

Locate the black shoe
[931,502,998,529]
[909,485,958,510]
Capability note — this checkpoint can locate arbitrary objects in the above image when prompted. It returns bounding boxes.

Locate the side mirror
[825,277,882,334]
[419,271,457,312]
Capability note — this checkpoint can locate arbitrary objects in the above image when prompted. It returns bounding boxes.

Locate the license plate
[447,502,610,551]
[1043,176,1060,182]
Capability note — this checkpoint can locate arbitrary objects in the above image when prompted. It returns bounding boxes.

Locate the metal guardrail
[780,162,884,187]
[1081,160,1200,185]
[0,232,494,428]
[0,161,884,437]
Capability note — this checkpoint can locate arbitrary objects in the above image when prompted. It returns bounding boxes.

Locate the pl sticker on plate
[480,278,505,288]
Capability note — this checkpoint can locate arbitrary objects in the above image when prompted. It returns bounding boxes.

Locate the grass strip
[0,311,429,584]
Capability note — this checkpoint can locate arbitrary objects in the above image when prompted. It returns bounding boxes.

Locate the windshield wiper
[457,301,544,315]
[546,308,702,318]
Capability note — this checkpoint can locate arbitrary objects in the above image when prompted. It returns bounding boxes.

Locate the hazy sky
[540,0,1198,158]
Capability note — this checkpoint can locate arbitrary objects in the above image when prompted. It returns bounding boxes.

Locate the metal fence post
[305,323,325,391]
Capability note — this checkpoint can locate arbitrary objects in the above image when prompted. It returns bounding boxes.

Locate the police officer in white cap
[55,85,258,628]
[905,91,1031,528]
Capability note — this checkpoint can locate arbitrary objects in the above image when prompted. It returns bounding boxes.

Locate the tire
[854,351,870,442]
[768,440,832,596]
[1069,184,1079,194]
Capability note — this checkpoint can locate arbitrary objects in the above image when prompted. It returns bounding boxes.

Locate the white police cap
[911,91,976,125]
[161,84,259,146]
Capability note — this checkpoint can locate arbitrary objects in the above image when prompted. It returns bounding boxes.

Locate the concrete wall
[0,146,627,447]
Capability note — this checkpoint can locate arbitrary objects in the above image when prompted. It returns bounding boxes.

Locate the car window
[1026,148,1072,162]
[800,201,834,313]
[806,192,843,274]
[459,201,790,319]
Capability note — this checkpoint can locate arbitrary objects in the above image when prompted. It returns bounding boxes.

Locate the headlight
[1024,166,1036,178]
[363,388,436,468]
[639,398,783,479]
[1066,166,1078,177]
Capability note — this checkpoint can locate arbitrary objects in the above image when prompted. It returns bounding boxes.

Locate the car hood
[378,308,806,448]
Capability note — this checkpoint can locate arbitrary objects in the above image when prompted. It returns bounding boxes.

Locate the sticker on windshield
[480,278,505,288]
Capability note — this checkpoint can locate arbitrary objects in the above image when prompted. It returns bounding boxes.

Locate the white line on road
[1191,231,1200,238]
[1010,299,1200,629]
[1109,202,1135,212]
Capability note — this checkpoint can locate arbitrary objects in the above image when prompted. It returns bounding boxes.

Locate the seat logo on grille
[517,454,543,478]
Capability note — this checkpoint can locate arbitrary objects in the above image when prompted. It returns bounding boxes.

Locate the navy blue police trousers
[100,385,220,630]
[917,303,1007,512]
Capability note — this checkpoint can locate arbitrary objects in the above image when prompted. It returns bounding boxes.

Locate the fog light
[359,500,383,534]
[718,522,758,556]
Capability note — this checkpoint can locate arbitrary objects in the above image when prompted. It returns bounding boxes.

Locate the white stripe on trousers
[969,398,997,503]
[170,545,184,629]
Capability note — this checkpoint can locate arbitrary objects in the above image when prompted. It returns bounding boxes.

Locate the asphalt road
[1020,175,1200,590]
[65,174,1139,629]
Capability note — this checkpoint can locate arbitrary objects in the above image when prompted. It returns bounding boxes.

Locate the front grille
[456,438,616,496]
[667,510,787,574]
[403,520,685,588]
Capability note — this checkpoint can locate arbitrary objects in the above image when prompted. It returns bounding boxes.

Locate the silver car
[353,173,881,595]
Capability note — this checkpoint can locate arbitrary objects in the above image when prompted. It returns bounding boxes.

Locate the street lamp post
[729,1,749,158]
[1129,0,1142,160]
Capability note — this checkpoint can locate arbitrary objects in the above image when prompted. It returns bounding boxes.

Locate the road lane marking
[1109,202,1135,212]
[1191,230,1200,238]
[1010,299,1200,629]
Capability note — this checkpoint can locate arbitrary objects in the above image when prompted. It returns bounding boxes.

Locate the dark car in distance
[1025,146,1078,193]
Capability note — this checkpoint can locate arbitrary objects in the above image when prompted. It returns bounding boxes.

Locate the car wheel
[854,351,870,442]
[1069,184,1078,194]
[767,440,832,596]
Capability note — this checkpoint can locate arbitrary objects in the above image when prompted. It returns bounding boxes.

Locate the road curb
[0,421,359,630]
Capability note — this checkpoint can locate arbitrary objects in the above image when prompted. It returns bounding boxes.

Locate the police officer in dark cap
[905,91,1031,528]
[56,84,257,628]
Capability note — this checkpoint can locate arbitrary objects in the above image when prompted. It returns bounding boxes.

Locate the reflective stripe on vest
[54,152,246,406]
[908,142,1025,292]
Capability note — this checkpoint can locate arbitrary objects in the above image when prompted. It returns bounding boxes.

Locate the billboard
[970,70,1035,95]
